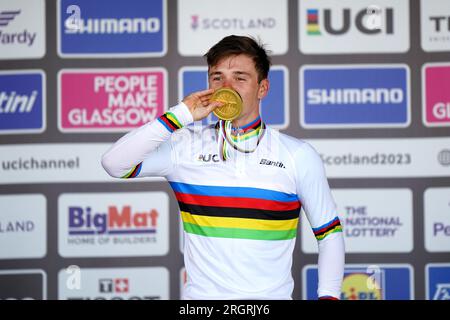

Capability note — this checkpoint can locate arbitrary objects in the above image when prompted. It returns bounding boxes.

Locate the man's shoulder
[268,127,308,151]
[267,127,321,161]
[170,123,216,145]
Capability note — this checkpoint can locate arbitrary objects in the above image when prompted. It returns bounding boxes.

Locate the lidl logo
[303,264,413,300]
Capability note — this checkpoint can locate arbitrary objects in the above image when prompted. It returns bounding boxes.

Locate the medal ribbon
[217,117,265,161]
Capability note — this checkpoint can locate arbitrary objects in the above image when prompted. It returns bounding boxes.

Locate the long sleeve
[294,142,345,299]
[101,102,193,179]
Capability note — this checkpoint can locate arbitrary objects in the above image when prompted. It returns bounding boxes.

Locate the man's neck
[231,111,261,129]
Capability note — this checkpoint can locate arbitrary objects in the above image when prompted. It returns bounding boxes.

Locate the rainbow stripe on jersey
[312,216,342,240]
[170,181,301,241]
[158,111,183,133]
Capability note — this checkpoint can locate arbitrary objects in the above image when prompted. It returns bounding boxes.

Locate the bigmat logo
[179,66,289,129]
[300,65,410,128]
[426,263,450,300]
[58,68,167,132]
[299,0,409,54]
[303,264,413,300]
[0,70,45,134]
[57,0,166,57]
[0,269,46,300]
[178,0,287,56]
[0,0,45,59]
[421,0,450,52]
[58,192,169,257]
[58,267,169,300]
[422,63,450,127]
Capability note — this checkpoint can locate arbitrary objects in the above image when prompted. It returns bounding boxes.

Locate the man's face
[208,54,269,120]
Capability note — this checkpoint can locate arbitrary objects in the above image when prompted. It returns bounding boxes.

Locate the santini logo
[260,159,285,169]
[0,90,39,114]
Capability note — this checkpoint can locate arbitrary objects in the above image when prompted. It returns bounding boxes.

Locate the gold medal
[211,88,243,121]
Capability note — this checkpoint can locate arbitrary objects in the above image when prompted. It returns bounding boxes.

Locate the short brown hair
[204,35,272,82]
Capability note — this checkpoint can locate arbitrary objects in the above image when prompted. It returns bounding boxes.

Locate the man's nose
[222,78,233,88]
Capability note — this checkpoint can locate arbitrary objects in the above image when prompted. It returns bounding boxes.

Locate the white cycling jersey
[101,102,345,300]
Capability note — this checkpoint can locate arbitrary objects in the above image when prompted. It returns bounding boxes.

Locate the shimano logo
[0,90,38,114]
[307,88,404,105]
[197,154,219,163]
[259,159,285,169]
[64,17,160,34]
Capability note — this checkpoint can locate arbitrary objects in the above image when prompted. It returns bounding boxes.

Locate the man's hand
[182,88,223,121]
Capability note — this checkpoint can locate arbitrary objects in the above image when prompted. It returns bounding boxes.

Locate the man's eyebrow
[208,71,251,76]
[234,71,251,76]
[208,71,222,77]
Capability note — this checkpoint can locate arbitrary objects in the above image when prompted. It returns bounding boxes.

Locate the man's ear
[258,78,270,99]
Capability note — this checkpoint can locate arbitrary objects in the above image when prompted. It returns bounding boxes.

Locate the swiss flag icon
[115,278,129,293]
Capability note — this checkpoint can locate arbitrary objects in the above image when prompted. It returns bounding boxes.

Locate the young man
[102,35,345,300]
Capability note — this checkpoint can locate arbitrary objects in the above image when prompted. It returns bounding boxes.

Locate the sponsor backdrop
[0,0,449,300]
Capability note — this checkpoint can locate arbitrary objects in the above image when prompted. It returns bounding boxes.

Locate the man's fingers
[207,100,224,111]
[195,88,215,98]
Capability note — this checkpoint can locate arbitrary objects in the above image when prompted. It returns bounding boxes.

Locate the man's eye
[212,77,221,81]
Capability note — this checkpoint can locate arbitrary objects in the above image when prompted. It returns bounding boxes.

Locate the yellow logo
[341,273,382,300]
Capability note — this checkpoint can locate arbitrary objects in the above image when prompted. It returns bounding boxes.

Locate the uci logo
[307,7,393,35]
[197,154,219,163]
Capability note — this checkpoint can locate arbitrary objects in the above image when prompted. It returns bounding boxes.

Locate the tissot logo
[197,154,219,163]
[99,278,129,293]
[58,267,169,300]
[429,16,450,33]
[420,0,450,52]
[259,158,285,169]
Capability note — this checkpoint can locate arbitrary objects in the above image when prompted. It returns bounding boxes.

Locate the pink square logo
[423,63,450,127]
[58,68,167,132]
